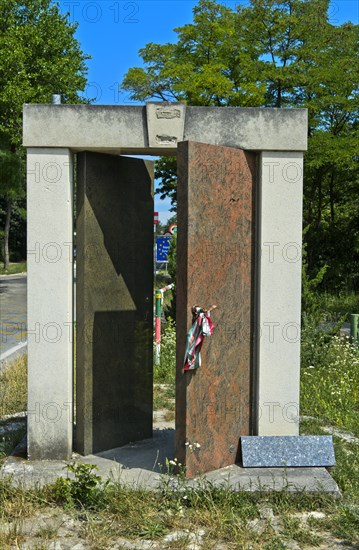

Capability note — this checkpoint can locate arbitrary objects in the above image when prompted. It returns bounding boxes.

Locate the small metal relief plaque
[156,108,181,119]
[146,101,186,148]
[155,135,178,144]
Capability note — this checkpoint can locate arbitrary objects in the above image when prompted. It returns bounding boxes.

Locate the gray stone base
[1,429,340,495]
[241,435,336,467]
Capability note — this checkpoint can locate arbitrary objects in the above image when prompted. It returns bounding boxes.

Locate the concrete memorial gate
[24,102,307,477]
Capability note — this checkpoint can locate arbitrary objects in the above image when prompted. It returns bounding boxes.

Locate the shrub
[154,318,176,384]
[49,462,108,509]
[301,335,359,435]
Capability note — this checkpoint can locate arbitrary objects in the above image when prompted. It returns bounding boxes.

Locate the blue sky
[58,0,359,223]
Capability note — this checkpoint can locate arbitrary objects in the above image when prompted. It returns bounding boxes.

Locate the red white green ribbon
[183,306,216,371]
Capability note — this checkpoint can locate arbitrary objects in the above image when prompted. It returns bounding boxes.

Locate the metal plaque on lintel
[146,102,186,148]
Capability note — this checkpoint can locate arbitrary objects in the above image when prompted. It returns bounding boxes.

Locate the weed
[49,463,108,510]
[138,520,168,539]
[36,524,58,539]
[154,317,176,384]
[332,503,359,543]
[153,383,175,411]
[301,335,359,435]
[164,409,175,422]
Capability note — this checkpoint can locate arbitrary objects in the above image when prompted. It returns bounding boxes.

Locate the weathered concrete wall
[23,104,307,153]
[256,152,303,436]
[27,148,73,460]
[184,107,307,152]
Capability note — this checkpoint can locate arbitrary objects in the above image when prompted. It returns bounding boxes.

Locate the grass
[154,317,176,385]
[0,261,27,276]
[316,291,359,323]
[301,331,359,436]
[0,354,27,418]
[0,306,359,548]
[153,384,175,412]
[0,354,27,465]
[153,319,176,415]
[0,455,357,549]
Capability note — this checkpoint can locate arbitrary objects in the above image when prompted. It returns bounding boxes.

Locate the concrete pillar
[256,152,303,436]
[27,148,73,460]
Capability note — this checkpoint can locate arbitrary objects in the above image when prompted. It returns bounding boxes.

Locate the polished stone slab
[76,152,154,455]
[176,141,257,478]
[241,436,335,467]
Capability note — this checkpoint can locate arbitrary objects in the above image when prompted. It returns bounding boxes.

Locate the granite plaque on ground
[241,436,335,467]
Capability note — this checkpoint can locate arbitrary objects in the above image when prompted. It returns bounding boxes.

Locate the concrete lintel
[23,104,308,152]
[184,106,307,151]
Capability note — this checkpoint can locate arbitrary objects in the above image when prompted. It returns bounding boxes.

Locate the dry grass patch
[0,354,27,418]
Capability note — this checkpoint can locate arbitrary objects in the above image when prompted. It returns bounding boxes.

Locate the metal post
[51,94,61,104]
[350,314,359,343]
[154,283,174,366]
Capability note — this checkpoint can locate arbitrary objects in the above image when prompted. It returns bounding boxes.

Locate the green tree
[122,0,359,291]
[155,156,177,212]
[155,219,166,236]
[0,0,89,269]
[0,150,24,268]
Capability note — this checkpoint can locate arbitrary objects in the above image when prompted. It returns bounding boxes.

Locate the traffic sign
[156,236,172,261]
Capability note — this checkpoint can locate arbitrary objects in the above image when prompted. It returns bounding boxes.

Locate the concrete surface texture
[1,428,340,495]
[256,151,303,436]
[23,104,308,153]
[27,148,74,461]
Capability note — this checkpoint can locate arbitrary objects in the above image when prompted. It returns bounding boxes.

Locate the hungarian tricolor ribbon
[183,305,217,371]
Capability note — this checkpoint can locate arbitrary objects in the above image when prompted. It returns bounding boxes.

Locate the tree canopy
[0,0,89,267]
[122,0,359,291]
[0,0,89,148]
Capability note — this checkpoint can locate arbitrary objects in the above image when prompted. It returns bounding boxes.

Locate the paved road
[0,275,27,359]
